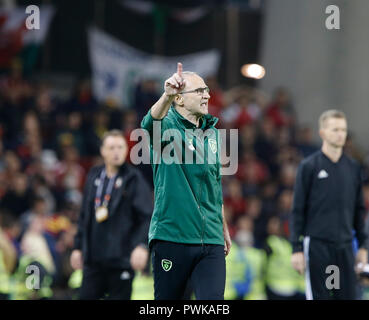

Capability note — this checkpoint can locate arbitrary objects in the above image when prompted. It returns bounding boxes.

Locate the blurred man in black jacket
[70,130,152,299]
[290,110,368,300]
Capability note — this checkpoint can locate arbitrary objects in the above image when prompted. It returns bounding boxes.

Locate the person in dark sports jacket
[290,110,368,300]
[70,130,152,299]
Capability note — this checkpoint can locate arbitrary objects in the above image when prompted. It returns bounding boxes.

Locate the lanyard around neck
[95,169,117,209]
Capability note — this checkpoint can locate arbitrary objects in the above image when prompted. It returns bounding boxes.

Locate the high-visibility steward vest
[265,235,305,296]
[67,269,156,300]
[68,269,83,300]
[225,242,247,299]
[244,247,267,300]
[225,242,267,300]
[0,250,10,295]
[9,255,53,300]
[131,271,154,300]
[68,269,83,289]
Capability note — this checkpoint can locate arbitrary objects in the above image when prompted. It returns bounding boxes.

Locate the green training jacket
[141,105,224,246]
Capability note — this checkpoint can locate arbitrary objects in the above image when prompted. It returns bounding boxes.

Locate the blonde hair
[319,110,346,129]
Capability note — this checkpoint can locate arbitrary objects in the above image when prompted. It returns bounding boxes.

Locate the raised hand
[164,62,186,96]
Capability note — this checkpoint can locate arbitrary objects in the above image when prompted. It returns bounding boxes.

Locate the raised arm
[151,62,186,120]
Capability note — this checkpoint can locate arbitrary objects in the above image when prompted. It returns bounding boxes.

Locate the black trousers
[304,237,357,300]
[79,264,134,300]
[151,240,226,300]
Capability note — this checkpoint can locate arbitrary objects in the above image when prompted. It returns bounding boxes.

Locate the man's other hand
[291,252,305,275]
[130,245,149,272]
[70,249,83,270]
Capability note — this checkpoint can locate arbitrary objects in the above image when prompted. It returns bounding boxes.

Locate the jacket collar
[96,162,130,177]
[92,162,135,218]
[170,106,219,130]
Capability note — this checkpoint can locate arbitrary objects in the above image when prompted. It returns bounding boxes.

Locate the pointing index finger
[177,62,183,77]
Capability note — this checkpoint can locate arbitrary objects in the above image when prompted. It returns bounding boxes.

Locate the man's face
[14,174,27,194]
[320,117,347,148]
[178,74,211,117]
[100,136,128,167]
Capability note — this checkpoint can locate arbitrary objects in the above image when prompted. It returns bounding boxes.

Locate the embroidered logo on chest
[317,169,329,179]
[209,139,217,154]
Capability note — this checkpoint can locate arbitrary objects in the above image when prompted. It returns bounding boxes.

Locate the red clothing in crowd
[224,196,247,220]
[235,108,253,129]
[208,89,224,120]
[266,103,291,128]
[236,160,269,184]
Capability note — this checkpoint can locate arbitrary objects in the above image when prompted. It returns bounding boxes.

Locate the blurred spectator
[30,174,56,215]
[15,111,43,165]
[278,163,297,191]
[54,146,85,192]
[0,209,21,257]
[0,213,17,274]
[254,117,279,175]
[236,150,269,195]
[276,146,301,167]
[224,178,247,221]
[295,126,319,158]
[276,126,293,149]
[134,79,160,122]
[64,79,98,115]
[0,172,34,218]
[245,195,266,248]
[55,112,85,155]
[223,204,236,239]
[234,94,253,129]
[85,108,110,156]
[225,215,267,300]
[20,196,49,234]
[276,189,294,237]
[263,216,305,300]
[206,75,225,119]
[20,214,57,275]
[219,104,237,130]
[0,60,33,143]
[239,124,257,156]
[33,84,59,149]
[260,180,278,218]
[234,215,254,248]
[265,87,296,128]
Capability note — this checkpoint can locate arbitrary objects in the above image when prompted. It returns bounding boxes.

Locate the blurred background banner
[0,5,55,73]
[88,27,220,108]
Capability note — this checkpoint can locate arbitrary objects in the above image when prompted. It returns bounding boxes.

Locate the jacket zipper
[198,135,208,246]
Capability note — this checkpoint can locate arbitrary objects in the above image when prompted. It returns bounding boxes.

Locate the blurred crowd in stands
[0,61,369,299]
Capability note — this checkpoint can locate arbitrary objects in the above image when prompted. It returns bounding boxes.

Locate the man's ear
[319,128,324,140]
[174,94,184,107]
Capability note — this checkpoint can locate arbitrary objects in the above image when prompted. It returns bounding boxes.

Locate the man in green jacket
[140,62,231,300]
